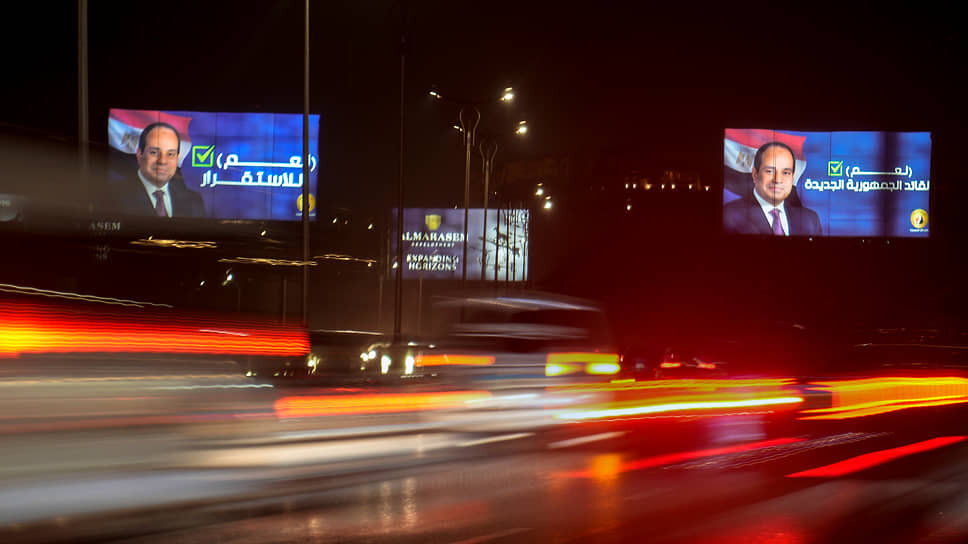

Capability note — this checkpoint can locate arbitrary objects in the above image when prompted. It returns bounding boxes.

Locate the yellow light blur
[547,352,620,365]
[798,376,968,420]
[415,354,495,366]
[557,396,805,420]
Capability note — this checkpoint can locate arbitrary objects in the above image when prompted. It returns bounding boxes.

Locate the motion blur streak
[550,378,798,394]
[799,377,968,420]
[546,352,620,365]
[559,437,805,478]
[415,354,495,366]
[546,363,581,376]
[555,396,804,420]
[787,436,967,478]
[0,300,308,356]
[274,390,493,418]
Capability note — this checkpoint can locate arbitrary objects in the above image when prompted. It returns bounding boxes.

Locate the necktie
[153,190,168,217]
[770,208,785,235]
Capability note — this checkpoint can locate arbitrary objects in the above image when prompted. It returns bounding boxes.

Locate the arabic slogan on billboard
[392,208,529,281]
[106,109,320,221]
[724,129,931,237]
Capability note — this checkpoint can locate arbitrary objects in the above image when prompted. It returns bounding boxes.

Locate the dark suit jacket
[723,195,822,236]
[109,172,206,218]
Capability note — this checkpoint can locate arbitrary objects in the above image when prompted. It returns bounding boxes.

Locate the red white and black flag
[724,128,807,201]
[108,109,194,167]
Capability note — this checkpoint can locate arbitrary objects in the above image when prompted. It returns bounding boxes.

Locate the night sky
[3,1,967,332]
[6,2,964,211]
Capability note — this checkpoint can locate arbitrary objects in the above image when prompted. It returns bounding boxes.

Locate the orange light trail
[549,378,798,394]
[0,300,308,357]
[799,377,968,420]
[558,437,805,478]
[415,354,495,366]
[787,436,967,478]
[274,390,493,418]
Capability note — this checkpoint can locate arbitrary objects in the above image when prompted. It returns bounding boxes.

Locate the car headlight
[404,355,415,375]
[381,354,392,374]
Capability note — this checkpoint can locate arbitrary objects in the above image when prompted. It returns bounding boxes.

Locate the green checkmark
[827,160,843,176]
[192,145,215,167]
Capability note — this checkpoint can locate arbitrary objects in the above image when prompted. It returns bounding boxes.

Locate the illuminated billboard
[392,208,529,281]
[724,129,931,237]
[105,109,320,221]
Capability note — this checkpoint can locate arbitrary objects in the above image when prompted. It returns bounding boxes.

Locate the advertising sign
[724,129,931,237]
[106,109,320,221]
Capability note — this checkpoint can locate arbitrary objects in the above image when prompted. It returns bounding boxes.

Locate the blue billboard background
[724,130,931,237]
[108,109,320,221]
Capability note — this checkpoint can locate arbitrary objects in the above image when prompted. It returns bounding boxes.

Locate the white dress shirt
[752,189,789,236]
[138,170,172,217]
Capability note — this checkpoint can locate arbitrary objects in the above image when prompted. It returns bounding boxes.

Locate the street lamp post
[479,138,498,282]
[459,106,480,284]
[431,87,522,284]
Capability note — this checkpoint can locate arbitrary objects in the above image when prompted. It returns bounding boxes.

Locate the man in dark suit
[110,122,205,218]
[724,141,821,236]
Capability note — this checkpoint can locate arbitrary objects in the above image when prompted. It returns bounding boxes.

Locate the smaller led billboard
[724,129,931,237]
[104,109,320,221]
[392,208,529,281]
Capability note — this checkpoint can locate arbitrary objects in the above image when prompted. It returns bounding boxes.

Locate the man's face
[752,145,795,206]
[136,127,179,187]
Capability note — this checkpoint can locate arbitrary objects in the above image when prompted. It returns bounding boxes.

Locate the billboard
[392,208,529,281]
[105,109,320,221]
[724,129,931,237]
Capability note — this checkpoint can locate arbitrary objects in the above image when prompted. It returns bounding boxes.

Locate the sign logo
[827,160,843,176]
[296,194,316,213]
[910,209,928,229]
[191,145,215,167]
[425,214,442,231]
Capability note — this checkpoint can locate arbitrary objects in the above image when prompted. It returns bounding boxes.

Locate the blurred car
[359,291,620,385]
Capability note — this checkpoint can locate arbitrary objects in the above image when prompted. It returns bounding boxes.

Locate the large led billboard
[724,129,931,237]
[392,208,529,281]
[104,109,320,221]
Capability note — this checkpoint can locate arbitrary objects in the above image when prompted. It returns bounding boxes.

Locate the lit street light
[501,87,514,102]
[515,120,528,135]
[429,85,523,283]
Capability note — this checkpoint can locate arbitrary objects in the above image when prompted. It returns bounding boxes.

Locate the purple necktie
[770,208,784,235]
[153,190,168,217]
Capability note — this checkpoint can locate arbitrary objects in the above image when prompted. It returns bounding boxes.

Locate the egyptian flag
[108,109,194,167]
[724,129,807,203]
